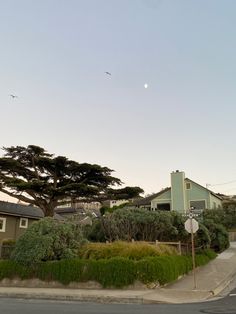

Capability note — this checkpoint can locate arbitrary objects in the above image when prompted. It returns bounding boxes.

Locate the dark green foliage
[83,220,106,242]
[0,250,216,288]
[99,208,229,253]
[11,218,86,265]
[203,206,236,230]
[203,219,229,252]
[0,145,143,216]
[102,208,180,242]
[194,223,211,249]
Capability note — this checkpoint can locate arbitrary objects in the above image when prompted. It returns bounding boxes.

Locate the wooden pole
[190,218,197,289]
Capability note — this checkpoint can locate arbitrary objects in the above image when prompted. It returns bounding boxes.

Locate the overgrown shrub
[78,241,178,260]
[194,223,211,249]
[203,219,229,252]
[11,218,86,265]
[102,209,183,242]
[83,220,106,242]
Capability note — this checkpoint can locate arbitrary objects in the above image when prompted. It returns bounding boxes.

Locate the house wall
[103,200,128,208]
[209,194,222,209]
[151,189,171,209]
[185,181,210,209]
[0,215,38,243]
[150,173,222,212]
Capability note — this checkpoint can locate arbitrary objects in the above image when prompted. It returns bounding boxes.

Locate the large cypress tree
[0,145,143,216]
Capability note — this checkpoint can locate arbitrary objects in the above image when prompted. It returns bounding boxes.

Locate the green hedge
[0,250,216,288]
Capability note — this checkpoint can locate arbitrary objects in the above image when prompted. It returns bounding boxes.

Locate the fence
[106,239,185,255]
[0,245,15,259]
[229,231,236,241]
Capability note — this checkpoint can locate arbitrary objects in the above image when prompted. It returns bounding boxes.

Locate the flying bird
[104,71,112,76]
[9,94,18,99]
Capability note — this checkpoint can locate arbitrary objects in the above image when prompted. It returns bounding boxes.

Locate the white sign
[184,218,199,234]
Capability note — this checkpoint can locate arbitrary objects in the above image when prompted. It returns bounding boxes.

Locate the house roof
[132,188,171,206]
[132,177,222,207]
[0,201,44,219]
[54,207,77,214]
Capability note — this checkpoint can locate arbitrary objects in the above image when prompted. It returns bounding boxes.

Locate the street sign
[184,218,199,234]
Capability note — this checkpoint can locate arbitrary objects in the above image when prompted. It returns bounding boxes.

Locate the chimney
[171,171,187,212]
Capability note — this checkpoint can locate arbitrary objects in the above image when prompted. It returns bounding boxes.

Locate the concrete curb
[210,268,236,296]
[0,292,149,304]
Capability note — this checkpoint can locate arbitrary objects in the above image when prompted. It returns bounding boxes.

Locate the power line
[207,180,236,188]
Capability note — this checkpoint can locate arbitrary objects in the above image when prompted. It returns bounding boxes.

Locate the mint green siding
[149,172,222,213]
[186,181,210,209]
[171,171,186,212]
[151,189,171,209]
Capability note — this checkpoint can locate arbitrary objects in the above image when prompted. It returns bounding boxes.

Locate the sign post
[184,213,199,289]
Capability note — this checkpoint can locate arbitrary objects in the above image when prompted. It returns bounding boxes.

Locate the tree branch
[0,188,36,205]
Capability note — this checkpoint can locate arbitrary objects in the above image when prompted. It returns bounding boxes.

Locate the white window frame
[0,217,6,232]
[19,218,28,229]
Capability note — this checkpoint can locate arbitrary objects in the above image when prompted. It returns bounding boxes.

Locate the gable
[152,188,171,201]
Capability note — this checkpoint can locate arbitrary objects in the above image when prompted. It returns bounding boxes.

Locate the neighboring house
[57,200,101,211]
[102,199,129,208]
[133,170,222,213]
[55,206,100,218]
[0,201,44,243]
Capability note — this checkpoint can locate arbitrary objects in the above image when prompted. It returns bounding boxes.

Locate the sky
[1,0,236,202]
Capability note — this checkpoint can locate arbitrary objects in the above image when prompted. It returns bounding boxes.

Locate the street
[0,289,236,314]
[1,274,236,314]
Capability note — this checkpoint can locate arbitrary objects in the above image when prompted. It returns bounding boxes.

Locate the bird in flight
[9,94,18,99]
[104,71,111,76]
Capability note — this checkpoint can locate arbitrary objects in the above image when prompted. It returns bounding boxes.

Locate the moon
[144,83,148,89]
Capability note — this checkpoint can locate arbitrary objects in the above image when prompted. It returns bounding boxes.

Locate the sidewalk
[0,243,236,304]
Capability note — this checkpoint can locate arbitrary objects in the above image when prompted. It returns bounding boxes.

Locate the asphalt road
[0,293,236,314]
[2,276,236,314]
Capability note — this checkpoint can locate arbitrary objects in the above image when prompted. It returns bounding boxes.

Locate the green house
[134,170,222,213]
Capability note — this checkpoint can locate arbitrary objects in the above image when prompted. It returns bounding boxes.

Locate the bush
[195,223,211,249]
[0,249,216,288]
[78,241,178,260]
[11,218,86,265]
[203,219,229,252]
[83,220,106,242]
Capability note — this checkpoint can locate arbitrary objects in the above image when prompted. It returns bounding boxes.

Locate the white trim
[0,217,6,232]
[153,199,171,202]
[19,217,28,229]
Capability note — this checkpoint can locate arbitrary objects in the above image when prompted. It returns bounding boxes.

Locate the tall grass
[78,241,178,260]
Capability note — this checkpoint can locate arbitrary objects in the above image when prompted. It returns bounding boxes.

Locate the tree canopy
[0,145,143,216]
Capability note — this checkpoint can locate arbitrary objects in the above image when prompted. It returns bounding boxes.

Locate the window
[186,182,191,190]
[190,200,206,210]
[19,218,28,229]
[157,203,171,211]
[0,218,6,232]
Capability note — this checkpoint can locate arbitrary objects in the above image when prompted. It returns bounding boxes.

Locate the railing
[0,245,15,259]
[106,239,186,255]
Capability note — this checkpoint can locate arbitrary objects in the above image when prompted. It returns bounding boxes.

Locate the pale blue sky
[1,0,236,201]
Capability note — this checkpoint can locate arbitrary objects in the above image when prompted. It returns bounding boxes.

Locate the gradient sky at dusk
[1,0,236,202]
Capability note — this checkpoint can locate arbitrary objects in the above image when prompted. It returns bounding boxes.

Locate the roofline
[185,178,223,200]
[134,187,171,205]
[0,211,42,219]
